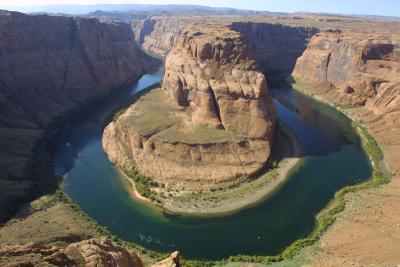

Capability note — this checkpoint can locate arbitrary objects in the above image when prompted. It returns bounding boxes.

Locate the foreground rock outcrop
[0,238,182,267]
[293,31,400,117]
[0,238,180,267]
[151,251,180,267]
[103,24,276,188]
[0,11,155,222]
[64,239,143,267]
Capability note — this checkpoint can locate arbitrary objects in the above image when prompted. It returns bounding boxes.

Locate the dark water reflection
[52,68,372,260]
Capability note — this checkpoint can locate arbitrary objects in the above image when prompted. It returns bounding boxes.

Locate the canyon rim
[0,3,399,267]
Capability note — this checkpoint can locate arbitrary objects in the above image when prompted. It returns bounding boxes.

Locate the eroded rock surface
[0,239,145,267]
[293,31,400,117]
[64,239,144,267]
[131,17,201,57]
[103,25,276,187]
[0,11,155,222]
[131,17,318,74]
[292,29,400,267]
[151,251,180,267]
[230,22,318,73]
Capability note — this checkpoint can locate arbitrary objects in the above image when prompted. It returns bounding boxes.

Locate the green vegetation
[124,168,162,202]
[219,76,391,265]
[120,88,177,136]
[112,81,162,124]
[113,108,127,122]
[289,77,356,109]
[118,87,244,144]
[154,126,245,144]
[44,76,389,266]
[52,188,168,262]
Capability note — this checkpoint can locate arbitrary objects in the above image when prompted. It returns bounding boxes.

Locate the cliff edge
[0,11,155,222]
[103,24,276,189]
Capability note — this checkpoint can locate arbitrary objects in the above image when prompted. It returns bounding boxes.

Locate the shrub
[113,108,127,122]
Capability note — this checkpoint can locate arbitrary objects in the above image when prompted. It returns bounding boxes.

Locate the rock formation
[151,251,180,267]
[131,17,202,57]
[103,24,276,188]
[0,238,183,267]
[293,31,400,116]
[0,238,153,267]
[131,18,318,74]
[0,11,155,222]
[230,22,318,73]
[64,239,143,267]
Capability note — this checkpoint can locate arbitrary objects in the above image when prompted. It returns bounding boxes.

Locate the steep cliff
[292,29,400,266]
[131,18,318,73]
[131,17,201,57]
[293,31,400,116]
[0,11,155,221]
[103,24,275,188]
[230,22,318,73]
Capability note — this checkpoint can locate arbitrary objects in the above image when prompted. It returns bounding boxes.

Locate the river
[51,66,371,260]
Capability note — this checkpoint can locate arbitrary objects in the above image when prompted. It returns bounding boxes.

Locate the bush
[113,108,127,122]
[123,168,162,201]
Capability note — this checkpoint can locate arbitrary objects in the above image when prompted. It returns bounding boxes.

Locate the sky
[0,0,399,17]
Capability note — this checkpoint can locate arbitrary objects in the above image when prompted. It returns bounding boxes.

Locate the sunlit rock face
[103,24,276,188]
[230,22,318,73]
[293,31,400,116]
[163,25,275,137]
[0,239,145,267]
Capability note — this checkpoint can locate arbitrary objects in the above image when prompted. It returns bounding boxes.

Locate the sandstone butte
[103,24,276,188]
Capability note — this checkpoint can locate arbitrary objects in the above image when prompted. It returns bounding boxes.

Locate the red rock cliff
[0,11,155,221]
[103,24,276,187]
[293,31,400,116]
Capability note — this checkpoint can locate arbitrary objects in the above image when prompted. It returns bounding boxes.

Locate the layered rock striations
[0,11,155,221]
[131,17,318,74]
[230,22,318,73]
[103,25,276,188]
[131,17,202,57]
[293,31,400,117]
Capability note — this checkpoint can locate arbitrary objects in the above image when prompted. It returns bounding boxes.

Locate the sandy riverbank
[119,122,303,216]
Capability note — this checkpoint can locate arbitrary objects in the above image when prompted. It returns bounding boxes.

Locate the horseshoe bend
[0,3,400,267]
[102,24,277,192]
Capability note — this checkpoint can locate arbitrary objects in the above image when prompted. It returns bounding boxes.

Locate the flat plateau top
[118,87,246,144]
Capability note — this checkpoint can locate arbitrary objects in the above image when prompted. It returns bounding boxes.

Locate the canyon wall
[131,17,318,73]
[293,31,400,117]
[131,17,201,57]
[103,24,276,187]
[230,22,318,73]
[0,11,155,221]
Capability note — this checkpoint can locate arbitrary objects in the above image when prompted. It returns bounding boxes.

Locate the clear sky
[0,0,399,17]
